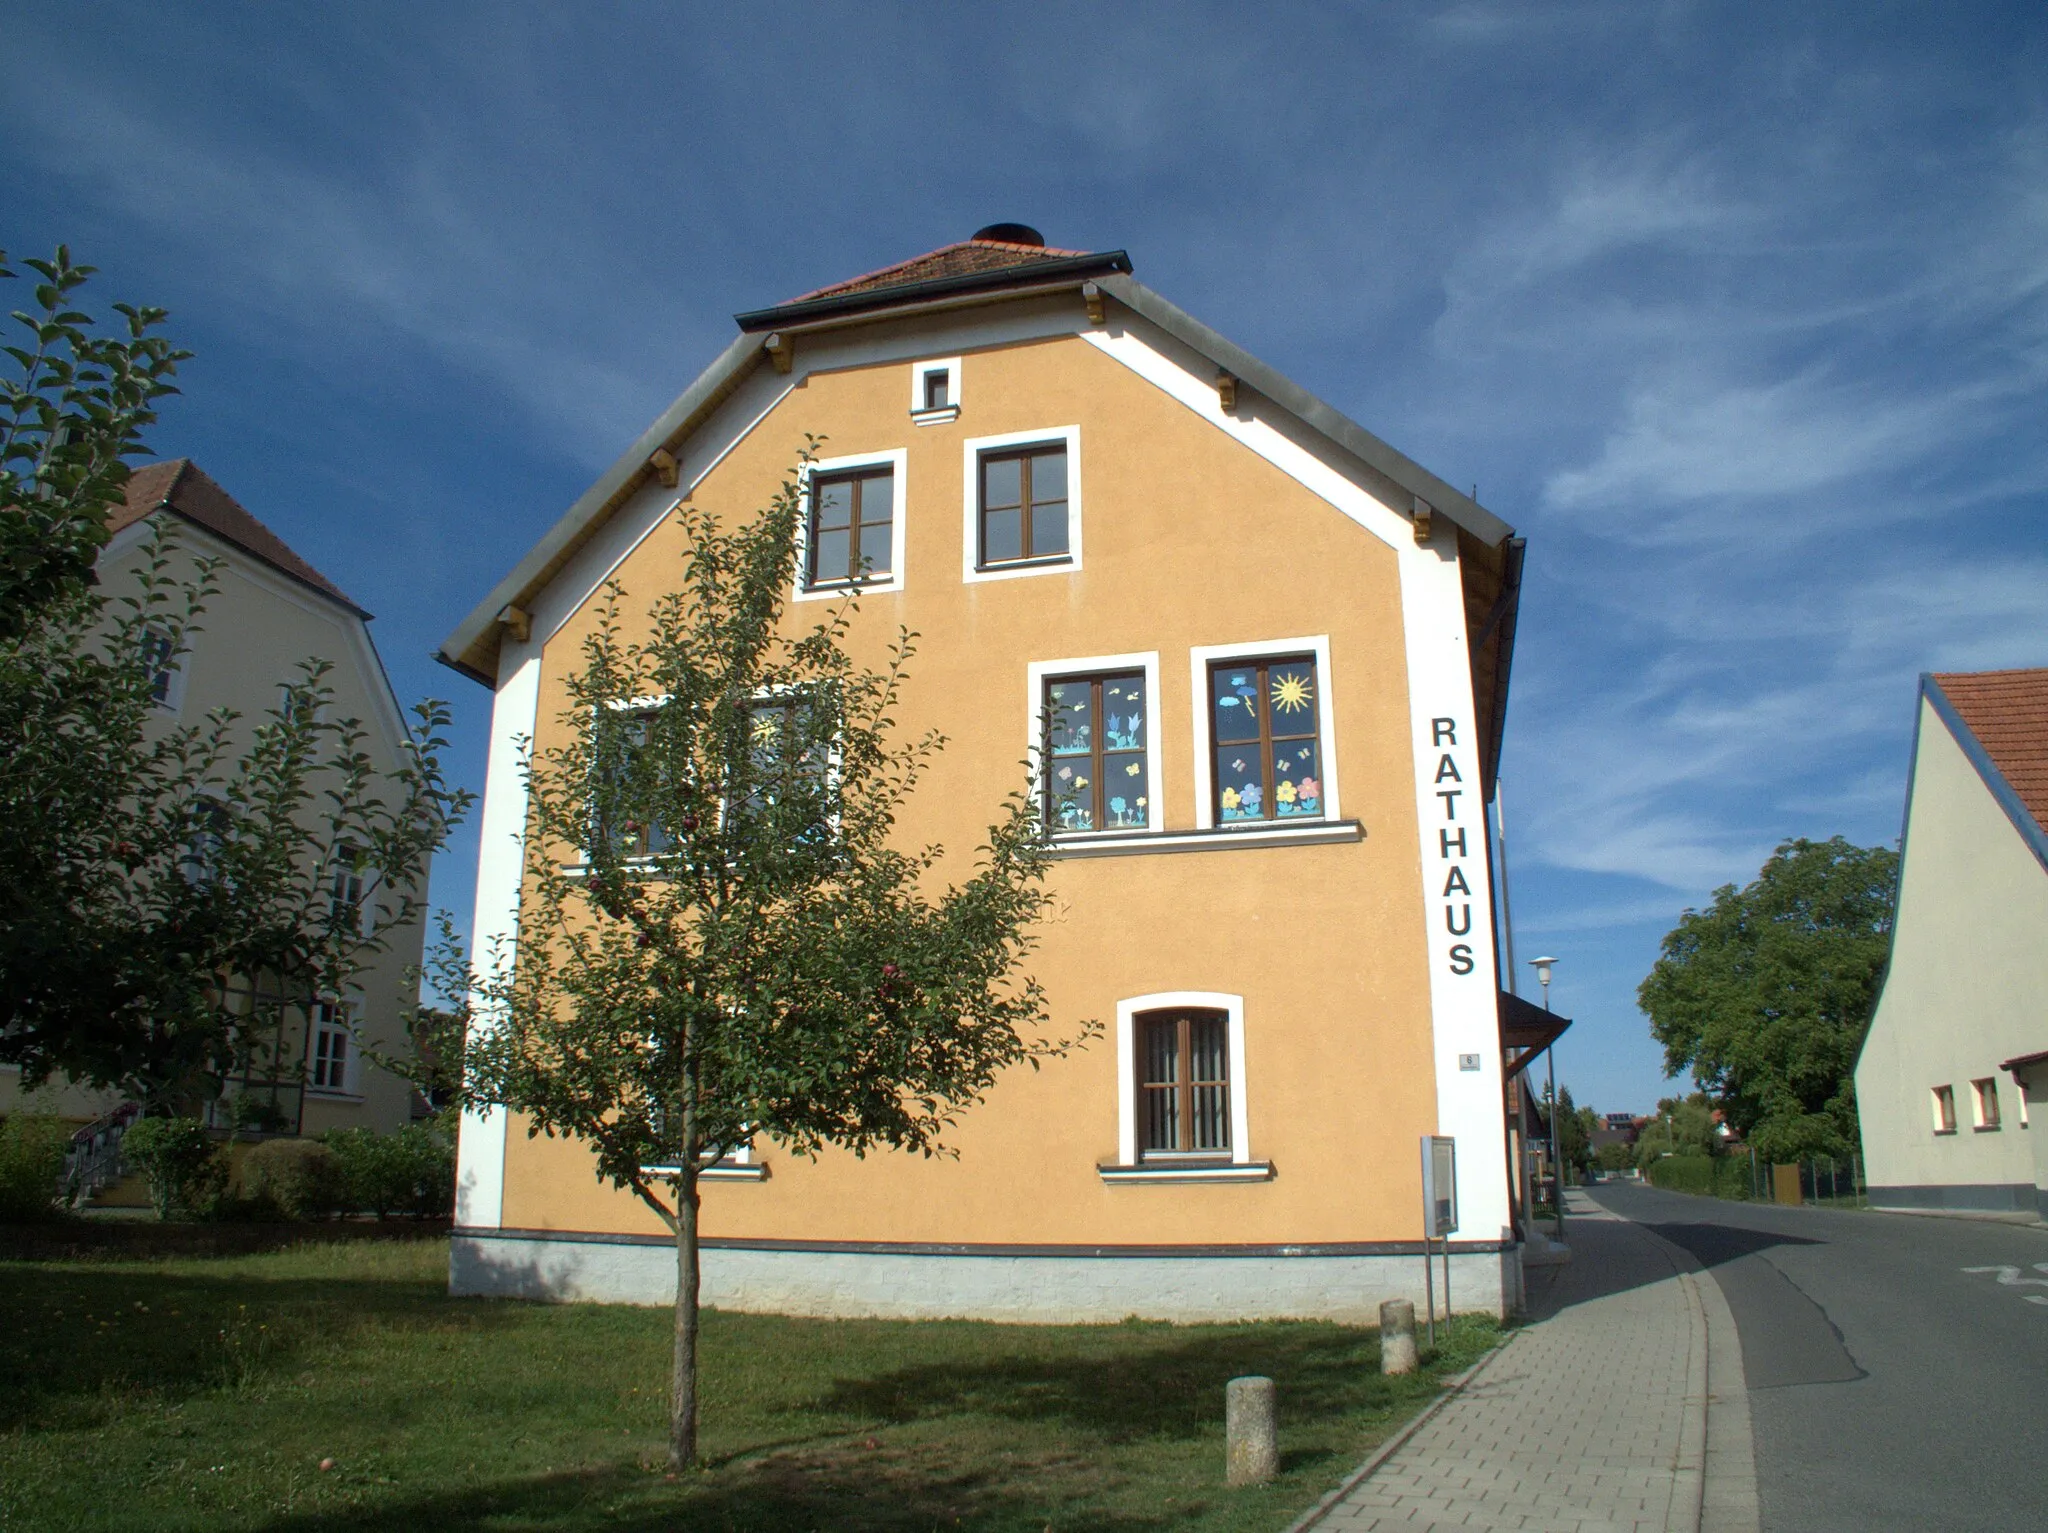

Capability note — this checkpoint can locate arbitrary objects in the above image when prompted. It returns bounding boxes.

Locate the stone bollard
[1225,1375,1279,1487]
[1379,1298,1418,1376]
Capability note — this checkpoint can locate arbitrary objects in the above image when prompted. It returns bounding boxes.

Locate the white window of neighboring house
[961,426,1082,583]
[795,449,907,601]
[179,797,232,887]
[1932,1084,1957,1135]
[1026,653,1163,838]
[277,681,326,728]
[309,1002,358,1096]
[141,625,185,713]
[1971,1077,2001,1131]
[329,845,373,936]
[910,357,961,425]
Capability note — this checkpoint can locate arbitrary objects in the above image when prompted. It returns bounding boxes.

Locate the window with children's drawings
[1208,656,1325,826]
[1043,670,1149,833]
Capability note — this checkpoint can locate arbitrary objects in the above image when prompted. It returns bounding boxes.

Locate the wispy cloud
[0,36,689,463]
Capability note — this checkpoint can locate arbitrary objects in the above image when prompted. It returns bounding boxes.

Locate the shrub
[122,1116,227,1220]
[240,1138,345,1219]
[396,1120,456,1218]
[0,1114,72,1220]
[325,1120,453,1218]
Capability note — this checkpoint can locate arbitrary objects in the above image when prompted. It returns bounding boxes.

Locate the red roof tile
[786,237,1097,304]
[110,460,364,614]
[1933,668,2048,835]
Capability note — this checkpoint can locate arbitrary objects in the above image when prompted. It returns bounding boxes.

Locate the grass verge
[0,1230,1500,1531]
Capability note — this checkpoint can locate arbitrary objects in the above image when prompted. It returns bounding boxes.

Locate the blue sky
[7,2,2045,1115]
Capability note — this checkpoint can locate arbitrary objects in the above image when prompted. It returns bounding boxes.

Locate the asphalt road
[1589,1183,2048,1533]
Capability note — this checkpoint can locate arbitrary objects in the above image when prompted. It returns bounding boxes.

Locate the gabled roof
[787,236,1098,302]
[439,232,1517,687]
[736,237,1132,333]
[1924,667,2048,868]
[112,460,366,616]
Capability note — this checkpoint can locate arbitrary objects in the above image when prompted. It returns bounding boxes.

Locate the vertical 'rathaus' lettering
[1431,717,1476,976]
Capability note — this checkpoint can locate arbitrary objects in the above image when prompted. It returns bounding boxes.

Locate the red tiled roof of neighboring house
[110,460,365,614]
[1931,668,2048,835]
[786,236,1097,304]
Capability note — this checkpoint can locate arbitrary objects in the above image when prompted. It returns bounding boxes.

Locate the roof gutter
[434,328,764,686]
[1098,275,1514,548]
[1478,536,1526,793]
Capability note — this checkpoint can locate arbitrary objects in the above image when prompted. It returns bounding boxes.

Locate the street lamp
[1529,956,1563,1239]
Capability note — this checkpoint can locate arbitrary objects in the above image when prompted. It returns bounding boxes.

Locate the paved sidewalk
[1298,1193,1757,1533]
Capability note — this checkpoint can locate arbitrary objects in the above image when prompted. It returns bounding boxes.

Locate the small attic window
[911,358,961,424]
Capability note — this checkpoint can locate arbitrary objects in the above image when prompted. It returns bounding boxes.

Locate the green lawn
[0,1229,1500,1531]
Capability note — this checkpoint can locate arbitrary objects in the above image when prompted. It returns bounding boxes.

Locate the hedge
[1644,1154,1753,1200]
[0,1114,72,1220]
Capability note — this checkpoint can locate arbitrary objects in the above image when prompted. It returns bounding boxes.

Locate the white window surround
[961,425,1082,584]
[1932,1084,1957,1135]
[1188,635,1343,831]
[910,357,962,425]
[1972,1077,2001,1131]
[572,689,843,869]
[1103,991,1268,1183]
[643,1140,768,1182]
[1025,651,1165,841]
[794,448,908,603]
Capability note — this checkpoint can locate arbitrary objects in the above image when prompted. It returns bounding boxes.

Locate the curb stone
[1283,1330,1520,1533]
[1626,1216,1761,1533]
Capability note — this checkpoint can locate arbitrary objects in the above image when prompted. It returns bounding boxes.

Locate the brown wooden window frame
[1137,1008,1232,1160]
[1207,654,1325,826]
[977,443,1070,569]
[805,465,895,590]
[1041,669,1149,835]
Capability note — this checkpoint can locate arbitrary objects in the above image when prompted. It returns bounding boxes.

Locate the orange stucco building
[438,228,1551,1319]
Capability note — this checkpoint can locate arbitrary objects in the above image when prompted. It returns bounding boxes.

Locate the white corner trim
[1114,991,1251,1168]
[909,355,962,416]
[1024,650,1164,838]
[1188,635,1342,831]
[455,642,540,1231]
[794,447,909,603]
[1397,517,1511,1240]
[960,424,1083,584]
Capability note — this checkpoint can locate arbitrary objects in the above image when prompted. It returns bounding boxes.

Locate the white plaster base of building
[450,1228,1525,1322]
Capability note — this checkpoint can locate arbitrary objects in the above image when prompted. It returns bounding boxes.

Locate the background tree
[1553,1086,1598,1180]
[1638,836,1897,1163]
[1631,1093,1721,1169]
[415,450,1087,1469]
[0,247,471,1112]
[1,245,185,638]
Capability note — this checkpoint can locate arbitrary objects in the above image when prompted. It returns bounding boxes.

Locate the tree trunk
[668,1164,701,1470]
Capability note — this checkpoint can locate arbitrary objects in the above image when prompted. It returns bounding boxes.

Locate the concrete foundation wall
[1865,1182,2038,1214]
[450,1229,1522,1323]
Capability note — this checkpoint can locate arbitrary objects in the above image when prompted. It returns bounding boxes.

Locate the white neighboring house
[0,459,427,1138]
[1855,668,2048,1219]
